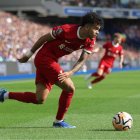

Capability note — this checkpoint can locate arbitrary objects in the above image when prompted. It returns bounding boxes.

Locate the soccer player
[0,12,103,128]
[85,33,125,89]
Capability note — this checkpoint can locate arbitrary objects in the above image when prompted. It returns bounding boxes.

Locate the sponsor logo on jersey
[58,44,74,53]
[65,40,71,43]
[107,51,117,57]
[52,28,63,37]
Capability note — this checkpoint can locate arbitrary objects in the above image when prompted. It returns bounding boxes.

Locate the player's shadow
[88,129,115,131]
[0,126,53,129]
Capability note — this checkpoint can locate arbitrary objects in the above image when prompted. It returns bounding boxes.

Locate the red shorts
[98,60,112,74]
[34,56,63,91]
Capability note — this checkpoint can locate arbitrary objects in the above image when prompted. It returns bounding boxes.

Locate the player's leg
[105,67,112,75]
[91,69,103,77]
[90,60,105,78]
[0,83,49,104]
[85,70,102,89]
[0,87,37,103]
[91,68,104,84]
[84,70,100,81]
[90,66,112,86]
[0,66,51,104]
[36,58,76,128]
[53,78,76,128]
[35,83,50,104]
[91,72,106,84]
[101,66,112,81]
[87,67,104,89]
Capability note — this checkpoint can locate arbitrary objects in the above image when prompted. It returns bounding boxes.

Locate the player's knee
[98,73,102,77]
[66,84,75,93]
[97,70,103,76]
[70,85,75,93]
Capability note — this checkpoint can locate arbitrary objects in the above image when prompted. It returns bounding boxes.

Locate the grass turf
[0,71,140,140]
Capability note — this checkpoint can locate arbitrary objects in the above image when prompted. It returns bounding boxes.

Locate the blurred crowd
[0,11,139,68]
[55,0,140,8]
[0,12,51,62]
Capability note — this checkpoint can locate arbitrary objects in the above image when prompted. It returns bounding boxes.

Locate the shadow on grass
[88,129,115,131]
[0,127,116,131]
[0,126,53,129]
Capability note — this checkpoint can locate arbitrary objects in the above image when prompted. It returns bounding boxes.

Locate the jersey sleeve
[103,42,108,49]
[50,26,64,39]
[83,38,96,54]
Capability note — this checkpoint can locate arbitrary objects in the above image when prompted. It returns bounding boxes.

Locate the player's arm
[31,33,54,53]
[92,42,105,55]
[71,50,90,74]
[119,54,124,69]
[58,50,90,83]
[92,47,100,53]
[92,42,102,53]
[18,33,54,63]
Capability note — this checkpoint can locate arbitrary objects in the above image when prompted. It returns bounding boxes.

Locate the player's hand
[92,47,100,53]
[58,71,72,83]
[17,55,30,63]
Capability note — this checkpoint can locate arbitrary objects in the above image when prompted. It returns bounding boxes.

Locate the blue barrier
[0,67,140,81]
[75,67,140,75]
[0,73,35,81]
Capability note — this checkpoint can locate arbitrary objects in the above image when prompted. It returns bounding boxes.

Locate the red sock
[91,72,100,77]
[91,76,105,84]
[56,90,74,120]
[9,92,38,104]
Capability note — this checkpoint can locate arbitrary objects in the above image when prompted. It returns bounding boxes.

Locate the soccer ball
[112,112,133,131]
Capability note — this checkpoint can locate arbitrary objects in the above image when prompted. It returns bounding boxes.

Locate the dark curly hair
[80,12,104,29]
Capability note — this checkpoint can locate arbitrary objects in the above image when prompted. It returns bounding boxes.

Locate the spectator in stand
[55,0,140,8]
[0,12,51,62]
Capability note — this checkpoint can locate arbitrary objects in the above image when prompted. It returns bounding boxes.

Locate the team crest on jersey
[116,50,119,53]
[53,28,63,37]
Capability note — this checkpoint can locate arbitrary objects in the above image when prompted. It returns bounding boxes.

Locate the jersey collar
[112,41,119,47]
[77,26,85,40]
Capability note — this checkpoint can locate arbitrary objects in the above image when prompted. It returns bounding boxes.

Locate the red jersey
[101,41,123,66]
[36,24,96,61]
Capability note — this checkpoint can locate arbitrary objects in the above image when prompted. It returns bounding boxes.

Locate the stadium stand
[0,11,51,62]
[0,0,48,17]
[54,0,140,8]
[0,0,140,77]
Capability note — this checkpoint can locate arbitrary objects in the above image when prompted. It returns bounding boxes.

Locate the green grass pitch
[0,71,140,140]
